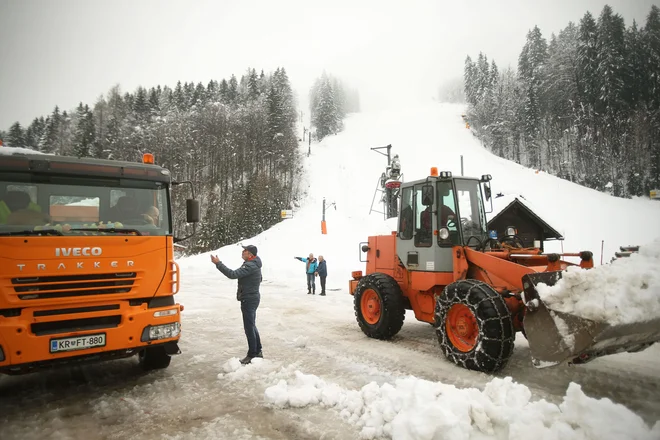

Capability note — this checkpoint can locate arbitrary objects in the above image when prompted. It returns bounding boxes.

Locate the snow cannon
[521,271,660,368]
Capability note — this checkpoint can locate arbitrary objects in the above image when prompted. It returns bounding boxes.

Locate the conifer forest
[464,5,660,198]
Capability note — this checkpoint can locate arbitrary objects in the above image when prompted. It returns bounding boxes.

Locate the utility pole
[308,134,311,157]
[370,144,392,164]
[321,197,336,234]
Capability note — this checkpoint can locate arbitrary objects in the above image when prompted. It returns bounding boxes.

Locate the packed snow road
[2,273,659,440]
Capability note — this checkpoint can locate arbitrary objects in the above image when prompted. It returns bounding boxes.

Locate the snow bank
[0,146,48,155]
[537,238,660,325]
[264,370,659,440]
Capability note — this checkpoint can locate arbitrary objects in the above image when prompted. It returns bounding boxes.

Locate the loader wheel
[354,273,405,339]
[435,280,514,372]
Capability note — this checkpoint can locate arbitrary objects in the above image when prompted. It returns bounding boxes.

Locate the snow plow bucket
[521,272,660,368]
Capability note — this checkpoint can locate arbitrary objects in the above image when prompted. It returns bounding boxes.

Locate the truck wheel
[354,273,405,339]
[139,345,172,371]
[435,280,514,372]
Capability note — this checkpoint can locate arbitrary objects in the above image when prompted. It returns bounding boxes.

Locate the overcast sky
[0,0,656,130]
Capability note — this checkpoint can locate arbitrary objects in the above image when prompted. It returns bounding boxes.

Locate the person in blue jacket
[315,255,327,296]
[295,253,318,294]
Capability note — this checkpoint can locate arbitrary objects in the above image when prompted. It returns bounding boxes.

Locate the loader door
[396,184,453,273]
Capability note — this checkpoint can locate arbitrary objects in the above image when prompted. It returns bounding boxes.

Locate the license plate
[50,333,106,353]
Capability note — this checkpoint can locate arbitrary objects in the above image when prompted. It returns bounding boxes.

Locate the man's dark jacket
[215,256,262,301]
[316,260,327,277]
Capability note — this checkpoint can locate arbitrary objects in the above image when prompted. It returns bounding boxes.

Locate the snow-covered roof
[0,146,50,156]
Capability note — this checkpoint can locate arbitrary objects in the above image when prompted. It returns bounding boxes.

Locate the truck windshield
[0,178,171,236]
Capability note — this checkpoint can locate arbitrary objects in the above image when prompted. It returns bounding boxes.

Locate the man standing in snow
[211,245,263,365]
[294,253,318,294]
[315,255,327,296]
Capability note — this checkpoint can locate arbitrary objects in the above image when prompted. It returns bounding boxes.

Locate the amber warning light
[430,167,438,177]
[143,153,155,164]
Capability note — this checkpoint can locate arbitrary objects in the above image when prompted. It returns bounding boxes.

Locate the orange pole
[321,220,327,234]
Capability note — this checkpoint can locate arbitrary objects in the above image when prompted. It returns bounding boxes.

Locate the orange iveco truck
[0,150,199,374]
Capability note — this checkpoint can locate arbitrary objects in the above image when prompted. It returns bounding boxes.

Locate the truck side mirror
[421,184,434,206]
[484,184,492,201]
[186,199,200,223]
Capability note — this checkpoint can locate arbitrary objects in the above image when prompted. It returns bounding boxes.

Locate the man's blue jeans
[307,273,315,292]
[241,295,262,357]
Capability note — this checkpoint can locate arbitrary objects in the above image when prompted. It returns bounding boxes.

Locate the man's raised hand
[211,255,220,264]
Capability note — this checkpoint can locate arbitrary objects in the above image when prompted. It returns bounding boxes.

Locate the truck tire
[354,273,405,339]
[139,345,172,371]
[435,280,514,372]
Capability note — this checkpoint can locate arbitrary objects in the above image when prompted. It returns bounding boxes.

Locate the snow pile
[537,238,660,325]
[0,146,48,155]
[264,370,660,440]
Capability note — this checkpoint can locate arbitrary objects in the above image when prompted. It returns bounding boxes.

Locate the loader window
[398,187,413,240]
[414,185,432,247]
[454,179,488,245]
[437,181,460,246]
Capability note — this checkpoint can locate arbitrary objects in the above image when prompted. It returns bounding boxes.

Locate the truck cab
[0,150,199,374]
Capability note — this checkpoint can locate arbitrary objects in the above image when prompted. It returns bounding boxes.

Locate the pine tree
[173,81,186,111]
[148,87,160,116]
[464,56,477,105]
[596,5,626,118]
[518,26,548,168]
[6,122,26,149]
[39,106,62,153]
[645,6,660,189]
[73,103,96,157]
[247,68,260,100]
[312,75,340,140]
[228,75,238,103]
[133,86,150,123]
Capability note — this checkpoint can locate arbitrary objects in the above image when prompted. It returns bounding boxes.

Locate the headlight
[143,322,181,341]
[506,226,516,236]
[438,228,450,240]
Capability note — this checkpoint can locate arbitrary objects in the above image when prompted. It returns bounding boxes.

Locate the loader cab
[396,172,488,272]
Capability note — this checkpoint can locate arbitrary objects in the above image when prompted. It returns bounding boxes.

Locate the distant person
[416,205,433,246]
[439,204,456,228]
[142,206,160,225]
[389,154,401,180]
[0,190,44,224]
[1,190,48,225]
[211,245,263,365]
[294,253,318,294]
[315,255,327,296]
[109,196,140,222]
[399,204,413,239]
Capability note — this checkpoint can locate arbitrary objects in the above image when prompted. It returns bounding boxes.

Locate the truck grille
[31,315,122,336]
[12,273,136,300]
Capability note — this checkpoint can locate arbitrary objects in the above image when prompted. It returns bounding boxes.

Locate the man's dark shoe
[255,351,263,358]
[320,292,326,296]
[307,290,311,294]
[240,356,252,365]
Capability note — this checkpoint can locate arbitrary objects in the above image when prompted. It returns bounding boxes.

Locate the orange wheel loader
[349,168,660,372]
[0,150,199,375]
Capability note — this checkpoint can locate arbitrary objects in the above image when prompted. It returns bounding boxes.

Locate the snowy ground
[1,102,660,439]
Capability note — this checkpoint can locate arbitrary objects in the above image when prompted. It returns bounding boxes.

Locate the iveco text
[55,247,103,257]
